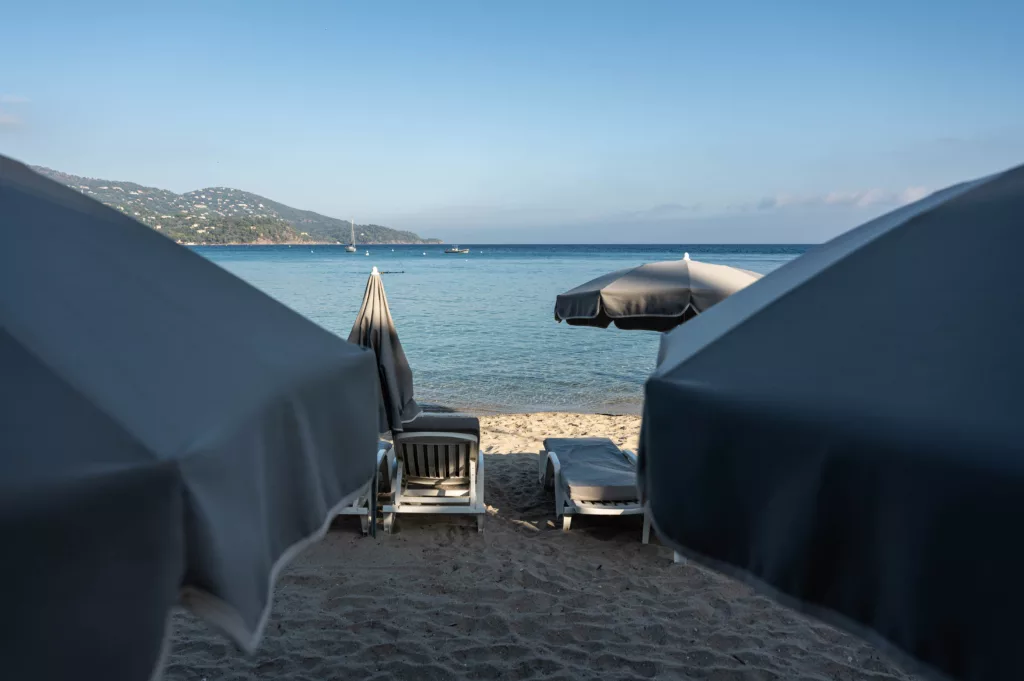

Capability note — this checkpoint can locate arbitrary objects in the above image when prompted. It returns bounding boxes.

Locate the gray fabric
[640,163,1024,681]
[0,156,381,681]
[403,413,480,441]
[543,437,637,502]
[554,255,762,331]
[348,269,421,433]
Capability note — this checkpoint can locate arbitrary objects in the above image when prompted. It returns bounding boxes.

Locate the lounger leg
[354,475,373,536]
[383,460,402,535]
[367,458,384,539]
[562,515,572,531]
[642,510,651,545]
[476,452,485,533]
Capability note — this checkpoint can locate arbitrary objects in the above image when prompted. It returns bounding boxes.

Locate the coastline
[162,411,917,681]
[185,241,444,247]
[436,403,644,417]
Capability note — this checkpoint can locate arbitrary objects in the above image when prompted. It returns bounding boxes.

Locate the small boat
[345,220,357,253]
[365,250,369,256]
[444,245,470,254]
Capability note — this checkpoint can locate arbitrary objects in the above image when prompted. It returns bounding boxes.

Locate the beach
[163,412,917,681]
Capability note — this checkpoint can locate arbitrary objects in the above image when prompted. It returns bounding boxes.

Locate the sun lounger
[381,414,485,533]
[539,437,650,542]
[337,441,392,535]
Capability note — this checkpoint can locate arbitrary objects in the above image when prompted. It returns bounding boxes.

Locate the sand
[163,413,918,681]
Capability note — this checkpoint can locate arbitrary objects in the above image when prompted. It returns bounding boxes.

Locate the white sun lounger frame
[382,431,485,533]
[538,447,651,543]
[336,443,391,535]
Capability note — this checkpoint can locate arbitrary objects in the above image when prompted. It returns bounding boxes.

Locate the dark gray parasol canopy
[348,267,421,433]
[0,156,382,681]
[554,253,762,331]
[639,163,1024,681]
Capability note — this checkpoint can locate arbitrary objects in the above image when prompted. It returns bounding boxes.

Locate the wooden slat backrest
[394,432,477,480]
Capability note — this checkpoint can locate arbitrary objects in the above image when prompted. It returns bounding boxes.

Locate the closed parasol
[348,266,422,433]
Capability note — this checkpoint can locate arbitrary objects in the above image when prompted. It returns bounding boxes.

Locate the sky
[3,0,1023,243]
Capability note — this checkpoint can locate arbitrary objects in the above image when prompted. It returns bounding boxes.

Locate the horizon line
[192,242,819,247]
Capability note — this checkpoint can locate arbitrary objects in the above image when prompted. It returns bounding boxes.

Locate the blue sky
[3,0,1022,242]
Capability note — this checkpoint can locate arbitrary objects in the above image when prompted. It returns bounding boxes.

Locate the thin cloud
[0,94,29,104]
[0,112,21,127]
[899,186,930,203]
[748,186,929,211]
[626,202,702,220]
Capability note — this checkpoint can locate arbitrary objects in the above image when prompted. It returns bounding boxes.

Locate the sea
[196,244,809,414]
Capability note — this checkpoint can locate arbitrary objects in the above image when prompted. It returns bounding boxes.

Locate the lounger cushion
[402,413,480,441]
[542,437,638,502]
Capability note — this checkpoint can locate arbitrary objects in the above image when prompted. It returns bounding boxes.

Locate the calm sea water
[196,244,808,414]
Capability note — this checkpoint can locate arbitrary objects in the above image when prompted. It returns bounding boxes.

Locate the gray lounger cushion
[543,437,638,502]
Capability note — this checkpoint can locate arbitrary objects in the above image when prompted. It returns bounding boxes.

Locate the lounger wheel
[561,515,572,531]
[359,515,370,535]
[383,513,396,534]
[476,515,484,532]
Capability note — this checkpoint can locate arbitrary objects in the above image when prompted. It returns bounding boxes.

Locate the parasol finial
[683,252,690,261]
[371,266,379,275]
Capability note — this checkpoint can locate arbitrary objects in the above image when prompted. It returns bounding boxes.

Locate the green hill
[32,166,442,245]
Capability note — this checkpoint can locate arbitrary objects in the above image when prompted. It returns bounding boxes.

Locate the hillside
[32,166,441,245]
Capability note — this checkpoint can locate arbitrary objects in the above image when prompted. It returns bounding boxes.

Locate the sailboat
[345,220,357,253]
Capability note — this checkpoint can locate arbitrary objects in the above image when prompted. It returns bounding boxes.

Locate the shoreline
[186,241,444,247]
[438,405,643,417]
